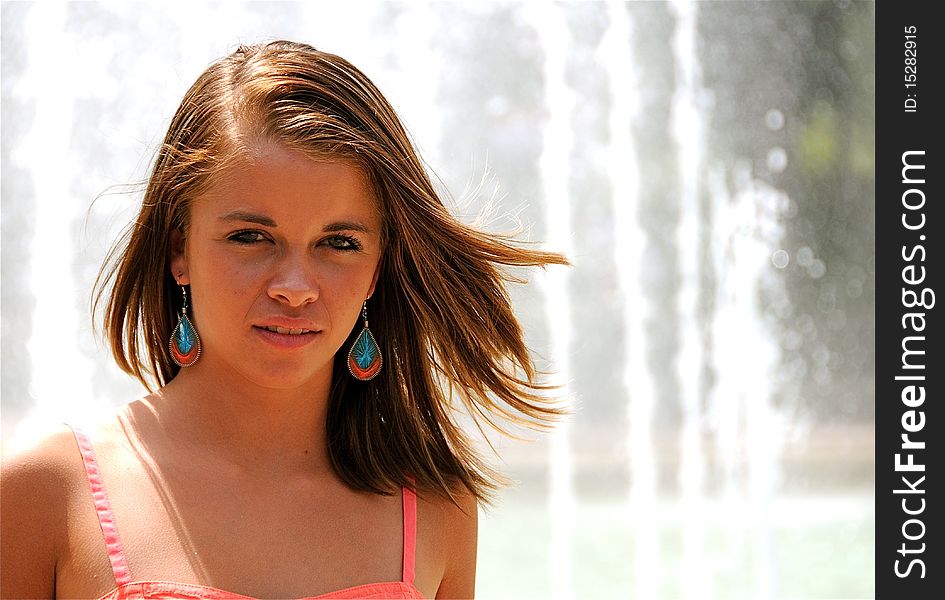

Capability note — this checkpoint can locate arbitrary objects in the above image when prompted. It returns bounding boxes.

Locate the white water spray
[668,1,712,597]
[527,3,577,598]
[600,2,660,598]
[708,162,789,598]
[18,2,96,435]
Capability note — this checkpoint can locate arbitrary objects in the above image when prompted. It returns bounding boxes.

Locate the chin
[240,361,332,391]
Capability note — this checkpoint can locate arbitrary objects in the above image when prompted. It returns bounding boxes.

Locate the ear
[169,227,190,285]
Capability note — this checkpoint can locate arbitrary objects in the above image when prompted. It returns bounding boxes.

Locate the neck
[141,358,335,476]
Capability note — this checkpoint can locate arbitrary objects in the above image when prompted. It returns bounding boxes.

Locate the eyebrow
[219,211,372,233]
[323,221,372,233]
[220,211,276,227]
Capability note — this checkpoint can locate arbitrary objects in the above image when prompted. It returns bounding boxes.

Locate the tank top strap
[66,424,134,588]
[401,474,417,586]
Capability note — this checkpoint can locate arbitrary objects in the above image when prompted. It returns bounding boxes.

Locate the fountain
[0,2,875,598]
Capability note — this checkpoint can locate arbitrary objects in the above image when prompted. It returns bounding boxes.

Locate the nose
[267,252,319,307]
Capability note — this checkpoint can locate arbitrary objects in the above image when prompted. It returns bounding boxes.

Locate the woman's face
[170,142,383,390]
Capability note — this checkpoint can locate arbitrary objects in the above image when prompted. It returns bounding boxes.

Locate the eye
[324,234,363,251]
[227,230,269,244]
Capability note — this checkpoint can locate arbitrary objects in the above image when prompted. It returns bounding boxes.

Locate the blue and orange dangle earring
[348,300,382,381]
[169,283,201,367]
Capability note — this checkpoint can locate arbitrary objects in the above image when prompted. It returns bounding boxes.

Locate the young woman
[1,40,568,599]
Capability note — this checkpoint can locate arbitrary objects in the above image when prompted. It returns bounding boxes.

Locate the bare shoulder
[0,422,82,599]
[429,482,479,600]
[438,483,479,535]
[0,420,83,501]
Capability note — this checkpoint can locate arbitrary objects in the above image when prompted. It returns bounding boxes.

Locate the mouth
[253,324,322,349]
[259,325,318,335]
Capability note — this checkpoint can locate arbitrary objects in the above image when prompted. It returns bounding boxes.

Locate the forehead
[192,141,380,224]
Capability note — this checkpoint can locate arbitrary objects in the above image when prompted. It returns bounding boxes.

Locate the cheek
[190,249,264,306]
[318,260,380,326]
[321,262,375,304]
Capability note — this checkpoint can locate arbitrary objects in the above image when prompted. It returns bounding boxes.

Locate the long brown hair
[94,40,569,509]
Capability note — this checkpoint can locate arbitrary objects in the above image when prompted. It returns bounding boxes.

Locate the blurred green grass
[476,494,873,599]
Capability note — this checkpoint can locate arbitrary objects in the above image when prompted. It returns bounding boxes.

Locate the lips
[253,325,321,349]
[252,318,323,349]
[254,317,322,332]
[262,325,315,335]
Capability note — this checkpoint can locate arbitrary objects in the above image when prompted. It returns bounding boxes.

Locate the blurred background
[1,1,874,598]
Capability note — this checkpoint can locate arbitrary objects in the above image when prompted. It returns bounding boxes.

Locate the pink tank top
[69,426,426,600]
